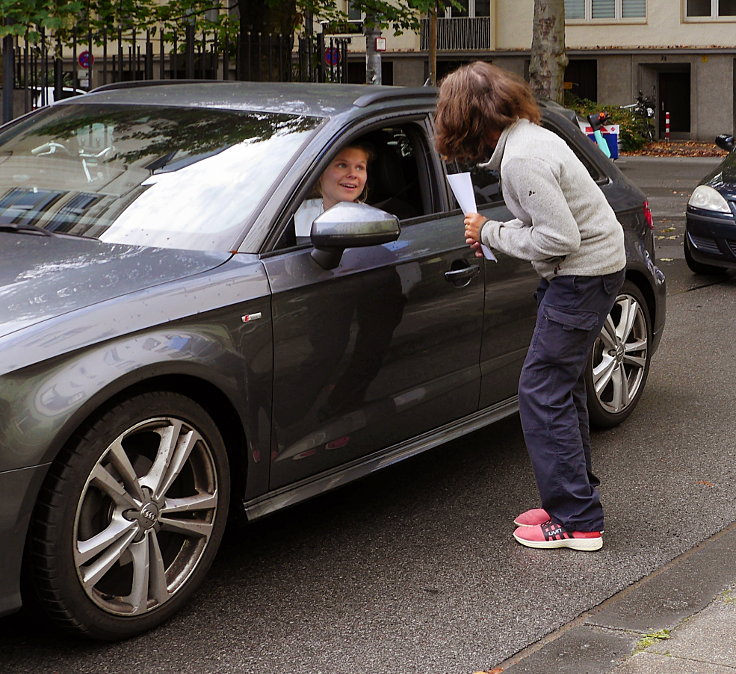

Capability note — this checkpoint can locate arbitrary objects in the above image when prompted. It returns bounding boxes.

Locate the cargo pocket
[530,304,600,366]
[544,305,599,332]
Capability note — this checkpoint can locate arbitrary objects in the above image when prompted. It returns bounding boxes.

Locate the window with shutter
[565,0,586,18]
[622,0,646,16]
[566,0,645,20]
[592,0,615,18]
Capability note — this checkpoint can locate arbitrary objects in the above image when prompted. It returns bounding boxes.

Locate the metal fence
[419,17,491,51]
[1,27,351,122]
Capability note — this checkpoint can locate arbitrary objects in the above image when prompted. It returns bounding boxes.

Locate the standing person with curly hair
[435,61,626,551]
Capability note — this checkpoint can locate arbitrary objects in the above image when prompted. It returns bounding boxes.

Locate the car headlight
[688,185,731,214]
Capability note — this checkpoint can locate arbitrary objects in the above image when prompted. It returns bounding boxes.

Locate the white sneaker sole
[513,532,603,551]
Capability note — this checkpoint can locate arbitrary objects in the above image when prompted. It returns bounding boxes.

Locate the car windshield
[0,104,322,251]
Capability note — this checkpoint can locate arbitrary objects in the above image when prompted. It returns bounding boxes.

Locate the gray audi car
[0,82,666,639]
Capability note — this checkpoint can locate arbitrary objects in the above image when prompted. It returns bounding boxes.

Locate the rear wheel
[29,391,229,640]
[684,236,728,275]
[586,281,652,429]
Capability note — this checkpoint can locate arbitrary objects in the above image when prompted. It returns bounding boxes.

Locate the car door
[447,163,539,407]
[263,117,485,489]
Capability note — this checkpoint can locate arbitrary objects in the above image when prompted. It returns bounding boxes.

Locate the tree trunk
[364,13,381,85]
[529,0,567,104]
[237,0,296,81]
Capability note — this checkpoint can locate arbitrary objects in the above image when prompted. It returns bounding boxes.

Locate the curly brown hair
[434,61,541,163]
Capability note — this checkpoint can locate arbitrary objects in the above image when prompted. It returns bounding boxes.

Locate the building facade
[332,0,736,140]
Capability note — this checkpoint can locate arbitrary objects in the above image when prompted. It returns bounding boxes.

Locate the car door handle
[444,264,481,287]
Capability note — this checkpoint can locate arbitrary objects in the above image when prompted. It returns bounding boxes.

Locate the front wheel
[586,281,652,429]
[29,392,230,640]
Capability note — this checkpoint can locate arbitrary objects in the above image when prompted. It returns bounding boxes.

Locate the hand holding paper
[446,172,497,262]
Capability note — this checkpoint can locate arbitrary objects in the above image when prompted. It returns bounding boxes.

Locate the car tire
[586,281,652,429]
[684,236,728,275]
[28,391,230,640]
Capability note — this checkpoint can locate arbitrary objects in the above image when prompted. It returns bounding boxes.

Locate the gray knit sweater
[480,118,626,280]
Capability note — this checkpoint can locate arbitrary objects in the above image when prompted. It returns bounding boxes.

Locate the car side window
[273,122,432,251]
[445,161,503,209]
[363,126,425,221]
[470,164,502,207]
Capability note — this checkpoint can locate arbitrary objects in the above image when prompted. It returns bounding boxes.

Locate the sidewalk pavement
[495,520,736,673]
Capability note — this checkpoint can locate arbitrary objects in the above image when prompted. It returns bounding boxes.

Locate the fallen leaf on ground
[621,140,727,157]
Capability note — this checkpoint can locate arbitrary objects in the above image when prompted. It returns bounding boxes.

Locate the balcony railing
[420,17,492,51]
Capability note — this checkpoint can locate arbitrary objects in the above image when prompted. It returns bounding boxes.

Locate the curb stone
[494,521,736,673]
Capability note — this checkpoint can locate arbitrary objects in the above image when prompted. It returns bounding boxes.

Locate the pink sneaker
[513,519,603,551]
[513,508,550,527]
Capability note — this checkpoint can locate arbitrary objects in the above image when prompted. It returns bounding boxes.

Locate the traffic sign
[78,51,94,69]
[324,47,340,66]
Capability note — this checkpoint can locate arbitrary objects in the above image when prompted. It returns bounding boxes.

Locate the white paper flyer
[446,172,497,262]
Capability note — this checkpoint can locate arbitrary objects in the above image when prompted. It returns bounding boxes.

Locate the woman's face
[319,147,369,209]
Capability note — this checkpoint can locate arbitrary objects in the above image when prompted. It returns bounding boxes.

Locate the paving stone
[613,651,736,673]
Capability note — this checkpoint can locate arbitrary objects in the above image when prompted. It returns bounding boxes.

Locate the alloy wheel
[72,415,220,616]
[589,288,649,423]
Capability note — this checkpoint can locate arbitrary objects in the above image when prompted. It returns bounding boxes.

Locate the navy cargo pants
[518,269,625,533]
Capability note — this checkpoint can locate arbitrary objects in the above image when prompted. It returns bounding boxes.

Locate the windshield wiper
[0,221,55,236]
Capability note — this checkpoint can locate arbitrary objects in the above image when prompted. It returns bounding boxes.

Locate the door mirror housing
[310,201,400,269]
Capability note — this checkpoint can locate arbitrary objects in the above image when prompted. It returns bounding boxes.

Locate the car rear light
[642,200,654,230]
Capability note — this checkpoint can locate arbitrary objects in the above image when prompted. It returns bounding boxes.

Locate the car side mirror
[715,134,734,153]
[310,201,400,270]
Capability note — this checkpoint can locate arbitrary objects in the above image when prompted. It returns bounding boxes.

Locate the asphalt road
[1,157,734,674]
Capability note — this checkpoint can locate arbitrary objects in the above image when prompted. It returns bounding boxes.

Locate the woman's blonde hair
[434,61,541,162]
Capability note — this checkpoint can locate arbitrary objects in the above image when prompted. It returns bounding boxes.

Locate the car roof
[79,80,438,117]
[76,81,580,130]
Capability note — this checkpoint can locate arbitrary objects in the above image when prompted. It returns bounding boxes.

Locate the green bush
[563,93,653,152]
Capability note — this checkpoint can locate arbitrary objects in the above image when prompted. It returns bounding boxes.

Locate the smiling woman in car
[294,143,373,238]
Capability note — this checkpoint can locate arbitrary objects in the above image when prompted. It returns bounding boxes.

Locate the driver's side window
[362,126,423,221]
[274,124,427,252]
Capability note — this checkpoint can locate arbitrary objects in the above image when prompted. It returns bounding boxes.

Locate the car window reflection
[0,105,322,251]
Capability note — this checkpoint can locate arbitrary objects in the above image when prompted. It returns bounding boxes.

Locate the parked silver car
[0,81,666,639]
